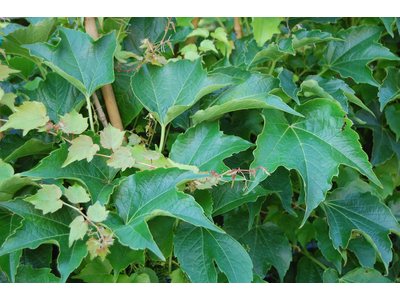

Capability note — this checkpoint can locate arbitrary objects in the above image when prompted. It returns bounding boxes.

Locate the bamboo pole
[84,17,124,131]
[234,17,242,39]
[92,91,108,128]
[184,17,200,45]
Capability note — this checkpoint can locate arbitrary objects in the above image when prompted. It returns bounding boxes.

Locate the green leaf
[339,267,393,283]
[251,17,283,47]
[321,26,400,87]
[131,58,240,127]
[170,120,253,173]
[248,99,380,225]
[170,268,190,283]
[380,17,396,37]
[278,68,300,104]
[0,250,22,283]
[73,257,114,283]
[385,103,400,141]
[323,268,339,283]
[1,137,54,163]
[378,67,400,110]
[100,124,125,151]
[0,199,88,282]
[355,101,400,166]
[347,237,377,268]
[322,188,400,272]
[224,212,292,281]
[260,166,295,216]
[210,181,268,216]
[7,57,36,81]
[59,110,88,135]
[24,184,63,214]
[292,29,341,49]
[21,142,117,206]
[15,265,60,283]
[25,27,117,97]
[192,190,213,219]
[124,17,170,56]
[87,201,109,223]
[0,101,49,136]
[174,222,253,283]
[296,256,324,283]
[65,183,90,204]
[192,68,302,124]
[246,42,294,69]
[300,75,357,113]
[68,216,88,247]
[2,18,58,66]
[62,136,100,167]
[107,240,144,281]
[102,168,222,260]
[112,72,143,127]
[313,218,342,273]
[147,216,176,261]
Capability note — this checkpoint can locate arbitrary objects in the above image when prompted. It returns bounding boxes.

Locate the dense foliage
[0,17,400,283]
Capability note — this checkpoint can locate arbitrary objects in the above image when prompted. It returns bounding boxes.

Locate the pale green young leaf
[62,135,100,167]
[100,124,125,151]
[251,17,283,47]
[321,26,400,87]
[25,27,117,97]
[378,67,400,110]
[65,183,90,204]
[247,99,380,225]
[0,101,49,136]
[174,222,253,283]
[322,188,400,273]
[106,147,135,171]
[184,51,200,61]
[0,63,20,81]
[210,27,230,46]
[179,44,197,55]
[187,28,209,38]
[87,201,109,223]
[0,91,17,113]
[127,133,141,146]
[59,110,88,135]
[68,216,88,247]
[0,159,14,184]
[24,184,63,214]
[199,40,218,54]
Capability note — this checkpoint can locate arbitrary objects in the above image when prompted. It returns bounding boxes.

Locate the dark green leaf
[73,257,114,283]
[174,222,253,283]
[278,68,300,104]
[15,265,60,283]
[347,237,377,268]
[378,67,400,110]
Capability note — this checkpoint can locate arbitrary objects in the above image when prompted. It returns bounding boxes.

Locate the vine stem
[302,249,328,271]
[216,17,226,30]
[86,95,95,132]
[244,18,251,36]
[158,125,166,153]
[38,64,47,80]
[269,60,277,75]
[62,201,105,242]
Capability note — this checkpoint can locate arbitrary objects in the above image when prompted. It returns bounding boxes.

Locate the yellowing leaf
[251,17,283,47]
[69,216,88,247]
[87,201,109,223]
[106,147,135,171]
[59,110,88,135]
[62,136,100,168]
[24,184,63,214]
[0,64,20,81]
[65,183,90,204]
[0,101,49,136]
[100,124,125,151]
[128,133,141,146]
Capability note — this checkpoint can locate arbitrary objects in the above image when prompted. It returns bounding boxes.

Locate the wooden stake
[234,17,242,39]
[184,18,200,45]
[84,17,124,131]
